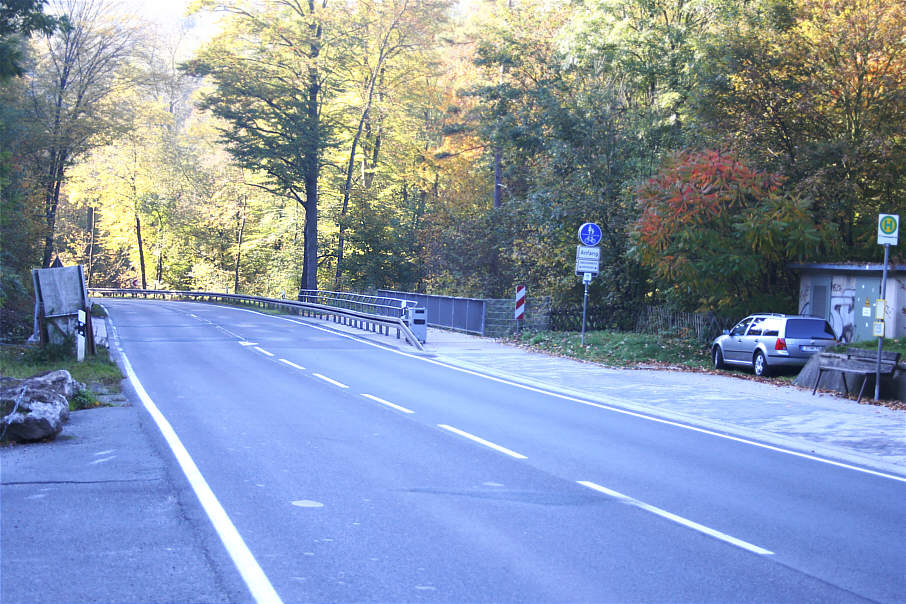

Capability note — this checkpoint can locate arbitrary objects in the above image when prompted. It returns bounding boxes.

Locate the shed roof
[788,262,906,272]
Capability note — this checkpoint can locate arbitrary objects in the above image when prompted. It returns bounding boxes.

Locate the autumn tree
[185,0,332,291]
[24,0,136,268]
[633,149,827,314]
[698,0,906,260]
[330,0,450,288]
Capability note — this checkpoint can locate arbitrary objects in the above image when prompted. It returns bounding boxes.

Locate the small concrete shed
[790,263,906,343]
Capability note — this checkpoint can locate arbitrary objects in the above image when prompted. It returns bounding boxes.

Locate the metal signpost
[576,223,602,345]
[875,214,898,400]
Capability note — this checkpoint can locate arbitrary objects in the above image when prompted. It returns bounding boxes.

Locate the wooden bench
[812,348,901,403]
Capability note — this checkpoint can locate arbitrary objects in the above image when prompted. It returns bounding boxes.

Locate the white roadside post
[76,309,87,362]
[576,223,602,346]
[875,214,899,400]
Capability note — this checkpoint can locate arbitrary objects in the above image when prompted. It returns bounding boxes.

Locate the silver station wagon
[711,314,838,376]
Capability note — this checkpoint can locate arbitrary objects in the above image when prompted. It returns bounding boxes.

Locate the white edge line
[278,358,305,371]
[211,304,906,484]
[437,424,527,460]
[361,393,415,414]
[578,481,774,556]
[313,373,349,389]
[117,350,283,604]
[253,347,274,357]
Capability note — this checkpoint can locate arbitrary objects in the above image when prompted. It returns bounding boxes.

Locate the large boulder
[1,370,84,442]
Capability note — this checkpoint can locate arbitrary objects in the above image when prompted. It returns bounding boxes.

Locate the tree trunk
[41,156,66,267]
[234,204,246,294]
[299,0,323,293]
[86,207,96,287]
[155,214,164,287]
[134,211,147,289]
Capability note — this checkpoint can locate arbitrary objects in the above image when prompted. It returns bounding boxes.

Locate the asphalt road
[96,300,906,602]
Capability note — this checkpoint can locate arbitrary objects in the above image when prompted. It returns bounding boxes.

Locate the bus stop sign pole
[875,214,899,400]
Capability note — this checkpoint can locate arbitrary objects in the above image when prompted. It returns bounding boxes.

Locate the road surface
[99,299,906,603]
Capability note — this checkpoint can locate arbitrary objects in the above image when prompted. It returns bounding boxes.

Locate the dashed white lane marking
[437,424,528,460]
[279,359,305,370]
[116,350,283,604]
[89,456,116,465]
[577,481,774,556]
[235,309,906,484]
[313,373,349,389]
[254,347,274,357]
[361,394,414,414]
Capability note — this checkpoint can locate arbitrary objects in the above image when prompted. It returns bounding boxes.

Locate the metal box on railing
[407,307,427,343]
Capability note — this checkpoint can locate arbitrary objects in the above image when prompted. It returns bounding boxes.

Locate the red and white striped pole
[515,285,526,332]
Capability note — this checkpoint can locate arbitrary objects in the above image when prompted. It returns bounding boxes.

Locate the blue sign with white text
[578,222,602,246]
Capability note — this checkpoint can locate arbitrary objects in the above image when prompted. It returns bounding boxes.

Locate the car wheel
[753,351,769,377]
[713,346,725,369]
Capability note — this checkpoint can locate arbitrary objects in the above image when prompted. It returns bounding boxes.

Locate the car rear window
[785,319,836,339]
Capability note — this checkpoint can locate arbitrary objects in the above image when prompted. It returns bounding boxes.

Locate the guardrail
[297,289,417,317]
[88,288,425,351]
[377,289,486,335]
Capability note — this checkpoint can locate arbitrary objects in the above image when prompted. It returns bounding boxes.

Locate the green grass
[831,338,906,356]
[515,329,711,368]
[0,345,123,392]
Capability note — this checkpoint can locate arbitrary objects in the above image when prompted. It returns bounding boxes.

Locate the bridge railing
[88,288,425,351]
[297,289,417,318]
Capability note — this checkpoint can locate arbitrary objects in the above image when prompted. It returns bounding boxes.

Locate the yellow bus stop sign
[878,214,899,245]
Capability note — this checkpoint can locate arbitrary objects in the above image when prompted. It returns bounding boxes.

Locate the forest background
[1,0,904,340]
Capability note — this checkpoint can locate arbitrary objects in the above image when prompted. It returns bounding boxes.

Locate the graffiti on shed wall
[829,284,855,343]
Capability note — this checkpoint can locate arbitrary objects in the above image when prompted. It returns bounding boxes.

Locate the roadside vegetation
[833,339,906,357]
[513,330,711,369]
[0,344,123,411]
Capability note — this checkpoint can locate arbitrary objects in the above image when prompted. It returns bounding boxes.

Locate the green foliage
[22,335,75,363]
[68,389,104,411]
[0,0,61,79]
[9,0,903,323]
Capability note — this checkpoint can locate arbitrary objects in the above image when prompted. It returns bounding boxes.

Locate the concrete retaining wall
[794,353,906,402]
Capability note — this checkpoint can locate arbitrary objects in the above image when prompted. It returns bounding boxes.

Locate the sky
[123,0,195,24]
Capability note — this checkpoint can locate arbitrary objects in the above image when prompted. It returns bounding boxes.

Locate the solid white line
[254,347,274,357]
[279,359,305,371]
[313,373,349,389]
[213,304,906,483]
[361,394,415,414]
[578,481,774,556]
[117,350,283,604]
[437,424,528,459]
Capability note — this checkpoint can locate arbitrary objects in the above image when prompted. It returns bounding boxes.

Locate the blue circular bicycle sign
[578,222,603,246]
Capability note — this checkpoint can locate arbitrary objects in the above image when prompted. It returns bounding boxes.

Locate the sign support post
[581,272,591,345]
[875,214,899,400]
[575,223,602,347]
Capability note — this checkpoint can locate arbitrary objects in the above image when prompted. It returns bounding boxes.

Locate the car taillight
[775,338,787,351]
